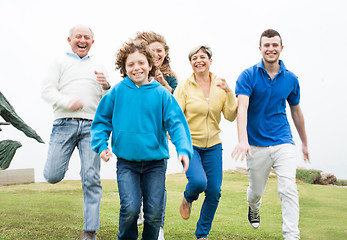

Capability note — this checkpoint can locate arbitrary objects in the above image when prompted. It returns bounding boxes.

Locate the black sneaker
[248,206,260,229]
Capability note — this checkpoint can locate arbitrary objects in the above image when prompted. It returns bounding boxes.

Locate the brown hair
[115,40,157,78]
[135,31,176,78]
[260,29,282,46]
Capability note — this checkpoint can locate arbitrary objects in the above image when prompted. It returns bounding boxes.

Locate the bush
[333,179,347,186]
[296,169,321,184]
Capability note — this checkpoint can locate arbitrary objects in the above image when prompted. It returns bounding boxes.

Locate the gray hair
[68,24,94,39]
[188,45,212,61]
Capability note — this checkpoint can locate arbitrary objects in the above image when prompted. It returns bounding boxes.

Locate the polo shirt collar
[257,59,287,73]
[66,51,92,61]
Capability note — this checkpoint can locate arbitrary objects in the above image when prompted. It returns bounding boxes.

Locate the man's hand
[100,149,112,162]
[67,99,84,111]
[232,142,252,161]
[302,144,310,162]
[178,155,189,173]
[95,71,110,90]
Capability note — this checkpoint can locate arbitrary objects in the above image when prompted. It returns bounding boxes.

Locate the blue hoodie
[91,77,193,162]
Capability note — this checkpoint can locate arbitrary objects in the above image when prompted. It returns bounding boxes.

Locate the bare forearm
[291,106,308,145]
[237,107,248,143]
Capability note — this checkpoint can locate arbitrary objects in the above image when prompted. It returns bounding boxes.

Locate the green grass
[0,171,346,239]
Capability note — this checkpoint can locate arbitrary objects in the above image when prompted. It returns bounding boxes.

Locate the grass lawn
[0,171,346,239]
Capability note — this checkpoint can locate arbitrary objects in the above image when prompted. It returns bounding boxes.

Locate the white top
[41,53,108,120]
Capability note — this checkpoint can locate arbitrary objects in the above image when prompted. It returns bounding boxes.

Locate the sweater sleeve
[222,91,237,122]
[90,91,114,154]
[41,58,70,108]
[163,93,193,160]
[165,75,178,94]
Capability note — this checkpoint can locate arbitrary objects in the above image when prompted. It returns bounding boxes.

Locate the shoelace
[250,208,259,220]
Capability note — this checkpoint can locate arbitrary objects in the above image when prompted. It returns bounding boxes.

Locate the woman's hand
[216,78,231,92]
[155,70,167,86]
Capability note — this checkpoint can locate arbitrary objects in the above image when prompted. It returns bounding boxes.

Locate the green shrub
[333,179,347,186]
[296,169,321,184]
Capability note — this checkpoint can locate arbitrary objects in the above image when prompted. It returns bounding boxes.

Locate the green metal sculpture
[0,91,44,169]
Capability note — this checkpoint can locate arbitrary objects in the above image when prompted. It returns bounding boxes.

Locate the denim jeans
[247,144,300,240]
[117,158,165,240]
[161,159,168,228]
[184,144,223,239]
[43,118,102,231]
[140,159,167,228]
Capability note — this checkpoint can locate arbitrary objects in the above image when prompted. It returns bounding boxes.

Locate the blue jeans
[140,159,167,228]
[117,158,166,240]
[43,118,102,231]
[161,159,168,228]
[184,144,223,239]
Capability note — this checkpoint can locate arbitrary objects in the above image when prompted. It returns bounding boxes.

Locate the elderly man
[41,24,110,240]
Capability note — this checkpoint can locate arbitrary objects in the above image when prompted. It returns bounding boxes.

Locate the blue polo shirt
[235,60,300,146]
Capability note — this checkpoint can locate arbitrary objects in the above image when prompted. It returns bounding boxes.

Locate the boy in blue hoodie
[91,40,192,240]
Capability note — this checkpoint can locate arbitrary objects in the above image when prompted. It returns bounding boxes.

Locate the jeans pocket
[53,118,66,126]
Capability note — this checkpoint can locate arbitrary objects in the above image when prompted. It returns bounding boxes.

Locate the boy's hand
[100,149,112,162]
[178,155,189,173]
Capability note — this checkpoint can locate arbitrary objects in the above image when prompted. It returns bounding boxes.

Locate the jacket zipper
[205,98,210,148]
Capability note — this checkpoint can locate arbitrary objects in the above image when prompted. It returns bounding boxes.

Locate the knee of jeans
[122,202,140,219]
[44,172,64,184]
[82,170,101,188]
[144,208,162,223]
[190,178,207,193]
[205,185,221,200]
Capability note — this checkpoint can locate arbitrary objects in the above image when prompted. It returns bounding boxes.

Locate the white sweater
[42,54,108,120]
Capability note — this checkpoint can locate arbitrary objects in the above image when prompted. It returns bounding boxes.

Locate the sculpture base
[0,168,35,186]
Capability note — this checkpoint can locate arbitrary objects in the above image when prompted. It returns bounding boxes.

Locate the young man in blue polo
[232,29,309,240]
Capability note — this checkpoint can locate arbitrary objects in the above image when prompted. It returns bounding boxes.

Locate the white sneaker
[158,227,165,240]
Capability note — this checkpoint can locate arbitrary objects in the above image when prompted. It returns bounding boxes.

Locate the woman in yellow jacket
[174,45,237,240]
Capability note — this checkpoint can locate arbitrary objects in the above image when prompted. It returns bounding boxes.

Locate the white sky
[1,0,346,181]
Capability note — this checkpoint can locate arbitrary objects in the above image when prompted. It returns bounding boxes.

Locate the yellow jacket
[174,72,237,148]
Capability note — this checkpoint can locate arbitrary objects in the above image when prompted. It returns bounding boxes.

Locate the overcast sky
[1,0,346,182]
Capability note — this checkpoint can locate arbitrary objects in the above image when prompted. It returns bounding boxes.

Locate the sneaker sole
[249,222,260,229]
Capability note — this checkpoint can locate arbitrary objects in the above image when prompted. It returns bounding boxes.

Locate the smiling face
[68,26,94,58]
[259,36,283,64]
[190,49,212,74]
[148,41,167,67]
[125,50,152,86]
